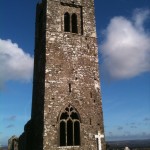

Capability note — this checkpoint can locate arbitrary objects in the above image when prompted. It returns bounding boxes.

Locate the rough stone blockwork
[18,0,106,150]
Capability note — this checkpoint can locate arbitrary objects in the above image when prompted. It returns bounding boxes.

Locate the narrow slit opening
[69,83,72,93]
[90,92,92,98]
[87,44,89,49]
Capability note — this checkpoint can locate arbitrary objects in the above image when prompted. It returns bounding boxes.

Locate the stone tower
[19,0,105,150]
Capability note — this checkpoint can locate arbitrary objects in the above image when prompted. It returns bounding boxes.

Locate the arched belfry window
[59,105,80,146]
[64,12,70,32]
[72,13,78,33]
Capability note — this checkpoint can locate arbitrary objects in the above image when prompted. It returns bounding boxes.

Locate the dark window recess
[72,13,78,33]
[60,112,69,120]
[70,112,79,119]
[74,121,80,145]
[59,105,80,146]
[64,12,70,32]
[65,107,69,112]
[87,44,89,49]
[90,92,92,98]
[67,120,73,146]
[69,83,72,93]
[70,107,73,112]
[60,121,66,146]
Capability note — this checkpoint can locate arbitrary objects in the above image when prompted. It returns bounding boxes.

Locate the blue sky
[0,0,150,146]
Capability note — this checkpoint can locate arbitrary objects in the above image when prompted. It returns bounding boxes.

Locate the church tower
[19,0,105,149]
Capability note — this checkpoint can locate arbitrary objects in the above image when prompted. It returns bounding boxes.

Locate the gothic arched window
[64,12,70,32]
[72,13,78,33]
[59,105,80,146]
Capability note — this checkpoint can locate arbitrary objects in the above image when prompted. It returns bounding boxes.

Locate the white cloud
[101,9,150,80]
[0,39,34,84]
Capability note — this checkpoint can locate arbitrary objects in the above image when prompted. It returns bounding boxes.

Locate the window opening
[60,112,69,120]
[70,107,73,112]
[87,44,89,49]
[59,105,80,146]
[64,12,70,32]
[67,120,73,145]
[90,118,91,125]
[69,83,72,93]
[90,92,92,98]
[71,112,79,119]
[72,13,78,33]
[65,107,69,112]
[74,121,80,145]
[60,121,66,146]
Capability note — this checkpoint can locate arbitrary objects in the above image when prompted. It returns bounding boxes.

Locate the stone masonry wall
[42,0,105,149]
[25,0,106,150]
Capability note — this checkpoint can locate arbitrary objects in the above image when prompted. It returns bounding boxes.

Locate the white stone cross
[95,131,104,150]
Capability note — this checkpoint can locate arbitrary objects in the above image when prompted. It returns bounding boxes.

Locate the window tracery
[59,104,80,146]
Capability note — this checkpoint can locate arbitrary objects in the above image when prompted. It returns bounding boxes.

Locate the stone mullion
[73,120,75,146]
[70,13,72,33]
[65,121,67,146]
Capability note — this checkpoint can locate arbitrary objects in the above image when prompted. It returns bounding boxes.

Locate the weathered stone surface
[18,0,106,149]
[8,136,18,150]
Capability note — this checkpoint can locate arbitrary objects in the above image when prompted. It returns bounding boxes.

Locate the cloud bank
[6,124,14,128]
[0,39,34,85]
[101,9,150,80]
[3,115,16,121]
